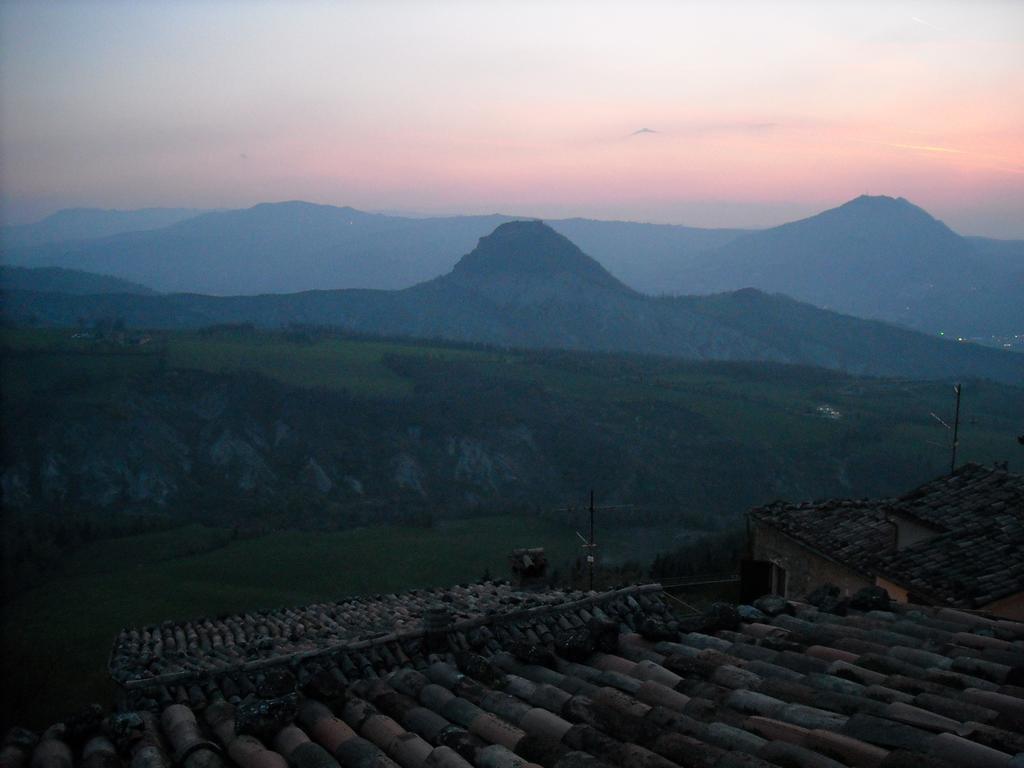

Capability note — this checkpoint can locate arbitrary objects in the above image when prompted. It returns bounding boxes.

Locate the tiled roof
[747,500,893,577]
[109,583,639,688]
[750,464,1024,608]
[8,585,1024,768]
[887,462,1024,530]
[875,517,1024,610]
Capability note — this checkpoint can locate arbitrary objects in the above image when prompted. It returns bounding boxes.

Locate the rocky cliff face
[0,368,565,524]
[0,364,598,528]
[1,355,807,528]
[5,347,987,529]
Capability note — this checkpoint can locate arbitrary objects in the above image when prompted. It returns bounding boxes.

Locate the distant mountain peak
[845,194,911,207]
[744,194,961,252]
[244,200,369,218]
[450,220,628,291]
[820,194,950,230]
[250,200,356,212]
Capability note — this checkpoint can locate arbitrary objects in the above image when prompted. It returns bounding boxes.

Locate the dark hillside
[3,328,1021,536]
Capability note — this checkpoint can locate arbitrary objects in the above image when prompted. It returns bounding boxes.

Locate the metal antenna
[588,490,595,590]
[928,384,963,475]
[566,492,633,592]
[950,383,962,474]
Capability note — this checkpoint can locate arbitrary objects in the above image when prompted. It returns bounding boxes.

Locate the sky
[1,1,1022,236]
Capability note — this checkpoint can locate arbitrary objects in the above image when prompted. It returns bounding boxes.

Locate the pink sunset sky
[1,1,1022,236]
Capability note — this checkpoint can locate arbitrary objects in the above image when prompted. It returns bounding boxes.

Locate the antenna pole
[568,492,631,592]
[588,489,595,591]
[950,384,962,474]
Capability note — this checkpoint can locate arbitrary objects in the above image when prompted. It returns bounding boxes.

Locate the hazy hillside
[547,218,747,294]
[684,196,1024,338]
[2,203,514,294]
[2,201,747,296]
[4,221,1024,384]
[0,266,155,296]
[0,207,206,248]
[965,235,1024,277]
[4,197,1020,342]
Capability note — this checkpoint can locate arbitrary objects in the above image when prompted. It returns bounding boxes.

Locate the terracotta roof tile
[11,582,1024,768]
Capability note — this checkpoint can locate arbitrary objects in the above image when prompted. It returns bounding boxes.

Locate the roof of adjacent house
[745,499,892,577]
[7,583,1024,768]
[749,464,1024,609]
[886,462,1024,530]
[874,516,1024,610]
[109,583,613,688]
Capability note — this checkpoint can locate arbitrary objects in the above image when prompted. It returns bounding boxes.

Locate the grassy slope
[2,516,578,730]
[1,328,499,399]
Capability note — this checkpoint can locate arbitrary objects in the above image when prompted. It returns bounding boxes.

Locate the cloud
[910,16,943,31]
[658,121,780,137]
[884,142,962,155]
[865,140,1024,174]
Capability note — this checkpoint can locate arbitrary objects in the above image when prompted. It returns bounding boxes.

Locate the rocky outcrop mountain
[3,221,1023,383]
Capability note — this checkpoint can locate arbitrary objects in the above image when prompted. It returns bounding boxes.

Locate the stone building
[746,463,1024,619]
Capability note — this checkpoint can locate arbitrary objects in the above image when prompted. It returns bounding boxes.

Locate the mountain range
[2,196,1020,341]
[4,220,1023,384]
[0,266,154,296]
[0,207,208,248]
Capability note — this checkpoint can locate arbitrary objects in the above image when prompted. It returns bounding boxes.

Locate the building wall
[749,521,872,599]
[875,576,1023,619]
[983,592,1024,621]
[875,577,909,603]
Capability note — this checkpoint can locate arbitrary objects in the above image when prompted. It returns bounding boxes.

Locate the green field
[2,515,584,730]
[1,327,503,399]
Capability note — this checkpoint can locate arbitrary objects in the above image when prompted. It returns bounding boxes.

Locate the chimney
[509,547,548,589]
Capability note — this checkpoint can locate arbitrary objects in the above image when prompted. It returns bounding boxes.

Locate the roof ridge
[114,583,664,690]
